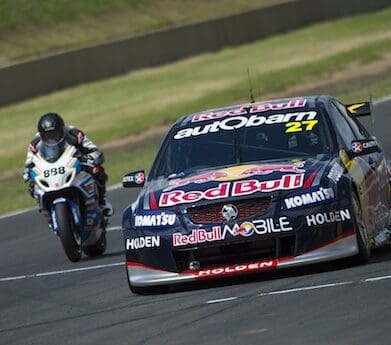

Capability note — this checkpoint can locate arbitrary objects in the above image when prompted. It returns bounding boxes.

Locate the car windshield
[39,139,66,163]
[153,106,333,177]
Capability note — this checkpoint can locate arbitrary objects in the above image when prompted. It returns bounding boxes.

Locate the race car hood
[139,154,336,211]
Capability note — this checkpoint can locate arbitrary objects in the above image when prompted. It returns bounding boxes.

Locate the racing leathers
[23,126,113,216]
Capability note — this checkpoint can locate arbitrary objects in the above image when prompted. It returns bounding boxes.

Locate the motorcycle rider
[23,112,114,218]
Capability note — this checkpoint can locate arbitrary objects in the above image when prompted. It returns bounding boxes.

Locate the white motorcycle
[29,141,107,262]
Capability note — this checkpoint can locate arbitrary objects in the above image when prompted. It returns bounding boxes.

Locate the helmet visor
[41,128,64,144]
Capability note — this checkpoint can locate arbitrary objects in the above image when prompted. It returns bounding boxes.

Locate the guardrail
[0,0,389,107]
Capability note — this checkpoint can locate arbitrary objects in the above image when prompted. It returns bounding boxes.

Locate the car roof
[173,95,333,129]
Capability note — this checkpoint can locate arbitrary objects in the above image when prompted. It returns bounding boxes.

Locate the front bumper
[127,232,358,287]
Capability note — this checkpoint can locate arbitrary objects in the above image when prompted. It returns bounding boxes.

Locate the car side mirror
[348,138,381,158]
[122,170,145,188]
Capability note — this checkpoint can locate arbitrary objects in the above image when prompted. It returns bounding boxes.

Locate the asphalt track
[1,98,391,345]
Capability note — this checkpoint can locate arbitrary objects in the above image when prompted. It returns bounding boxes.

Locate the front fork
[50,198,81,234]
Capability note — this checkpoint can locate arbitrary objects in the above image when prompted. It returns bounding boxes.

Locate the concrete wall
[0,0,389,107]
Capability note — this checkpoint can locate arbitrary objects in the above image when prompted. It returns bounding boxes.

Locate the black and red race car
[122,95,391,293]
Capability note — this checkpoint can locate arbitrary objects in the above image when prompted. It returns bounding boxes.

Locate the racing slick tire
[56,203,82,262]
[83,228,107,257]
[351,192,371,265]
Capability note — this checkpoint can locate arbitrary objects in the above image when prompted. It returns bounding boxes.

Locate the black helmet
[37,112,65,143]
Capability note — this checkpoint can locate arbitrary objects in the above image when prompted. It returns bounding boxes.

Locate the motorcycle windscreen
[39,139,66,162]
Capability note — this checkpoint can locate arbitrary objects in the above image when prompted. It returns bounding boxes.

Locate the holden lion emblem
[221,204,239,222]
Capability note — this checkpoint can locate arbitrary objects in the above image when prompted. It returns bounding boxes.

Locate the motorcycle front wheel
[83,228,107,257]
[55,203,82,262]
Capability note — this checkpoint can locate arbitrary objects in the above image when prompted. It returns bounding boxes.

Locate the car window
[153,106,333,177]
[328,102,358,148]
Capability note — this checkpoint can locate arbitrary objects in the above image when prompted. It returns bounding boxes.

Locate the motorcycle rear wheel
[55,203,82,262]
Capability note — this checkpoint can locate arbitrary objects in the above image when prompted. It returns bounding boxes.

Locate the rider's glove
[81,154,97,166]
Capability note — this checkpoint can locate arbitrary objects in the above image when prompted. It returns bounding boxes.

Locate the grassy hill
[0,0,281,65]
[0,4,390,214]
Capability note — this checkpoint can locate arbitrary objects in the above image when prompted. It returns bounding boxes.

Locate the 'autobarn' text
[175,111,317,139]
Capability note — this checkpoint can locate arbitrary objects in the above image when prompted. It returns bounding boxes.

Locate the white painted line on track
[204,281,358,304]
[108,183,122,191]
[206,297,238,304]
[257,281,353,296]
[363,275,391,282]
[374,95,391,104]
[0,207,37,220]
[0,262,123,282]
[107,226,122,232]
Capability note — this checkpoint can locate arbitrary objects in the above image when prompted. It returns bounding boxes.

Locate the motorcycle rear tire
[56,203,82,262]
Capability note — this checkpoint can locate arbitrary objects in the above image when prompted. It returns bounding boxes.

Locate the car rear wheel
[351,192,371,265]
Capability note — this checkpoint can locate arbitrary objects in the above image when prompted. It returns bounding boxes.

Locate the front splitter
[127,233,358,287]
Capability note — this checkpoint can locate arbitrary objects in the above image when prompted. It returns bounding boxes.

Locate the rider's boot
[101,197,114,217]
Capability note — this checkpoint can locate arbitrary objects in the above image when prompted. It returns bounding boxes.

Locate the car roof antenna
[247,68,256,105]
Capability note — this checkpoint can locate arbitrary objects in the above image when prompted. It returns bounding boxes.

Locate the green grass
[105,140,161,184]
[1,6,391,171]
[0,6,391,215]
[0,0,281,65]
[0,0,141,29]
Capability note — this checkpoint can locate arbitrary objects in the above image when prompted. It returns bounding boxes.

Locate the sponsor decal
[123,171,145,185]
[224,217,293,237]
[135,171,145,185]
[135,211,177,228]
[167,163,305,189]
[175,111,317,139]
[193,260,278,277]
[160,174,304,207]
[327,163,344,183]
[352,140,378,153]
[351,141,363,154]
[173,227,222,246]
[126,236,160,250]
[306,209,351,227]
[241,162,305,176]
[283,187,335,210]
[191,99,307,122]
[172,217,293,246]
[81,180,95,195]
[168,171,228,188]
